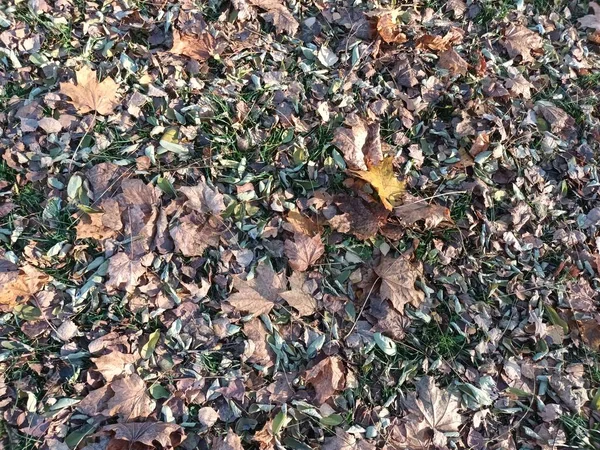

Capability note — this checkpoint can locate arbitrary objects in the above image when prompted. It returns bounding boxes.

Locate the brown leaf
[393,195,453,229]
[280,289,317,316]
[92,350,139,382]
[227,277,275,316]
[323,428,376,450]
[179,182,225,215]
[332,116,382,171]
[213,430,244,450]
[329,195,388,241]
[376,11,408,44]
[170,30,216,61]
[0,261,50,312]
[285,210,323,236]
[305,356,346,403]
[59,66,121,115]
[248,262,287,302]
[170,213,222,257]
[577,318,600,350]
[86,162,126,201]
[243,318,275,367]
[77,385,113,416]
[105,252,146,294]
[254,420,276,450]
[249,0,299,35]
[198,406,219,428]
[404,377,463,448]
[578,2,600,31]
[284,232,325,272]
[75,199,122,241]
[501,25,543,63]
[438,48,468,76]
[469,132,490,156]
[103,422,184,449]
[104,374,155,419]
[375,255,424,314]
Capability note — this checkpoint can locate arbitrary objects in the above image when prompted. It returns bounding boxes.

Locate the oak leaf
[501,25,543,63]
[103,422,184,449]
[213,430,244,450]
[579,2,600,31]
[284,232,325,272]
[350,157,405,210]
[170,30,216,61]
[305,356,346,403]
[59,66,120,115]
[0,261,50,312]
[375,255,424,314]
[104,374,155,419]
[376,10,408,44]
[105,252,146,294]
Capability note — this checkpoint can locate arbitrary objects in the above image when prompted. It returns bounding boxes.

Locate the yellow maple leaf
[59,66,121,115]
[350,156,405,210]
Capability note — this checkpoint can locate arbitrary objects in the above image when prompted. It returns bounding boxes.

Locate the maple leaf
[375,255,424,314]
[105,252,146,294]
[213,430,244,450]
[0,261,50,312]
[579,2,600,31]
[350,157,405,211]
[92,350,139,382]
[104,373,155,419]
[403,377,463,448]
[333,116,382,171]
[59,66,121,115]
[170,213,222,257]
[280,289,317,316]
[376,10,408,44]
[249,0,299,35]
[501,25,543,63]
[103,422,184,449]
[305,356,346,403]
[284,232,325,272]
[179,182,225,215]
[285,210,323,236]
[227,277,275,316]
[328,195,388,241]
[170,30,217,61]
[438,48,468,76]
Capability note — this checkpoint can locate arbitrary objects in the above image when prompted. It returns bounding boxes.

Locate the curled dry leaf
[375,255,424,314]
[501,25,543,63]
[103,422,184,449]
[350,157,405,210]
[470,132,490,156]
[284,232,325,272]
[305,356,346,403]
[376,10,408,44]
[0,260,50,312]
[170,30,216,61]
[578,2,600,31]
[59,66,121,115]
[416,28,463,52]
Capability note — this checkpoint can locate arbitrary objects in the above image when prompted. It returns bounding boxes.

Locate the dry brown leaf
[243,318,275,367]
[376,10,408,44]
[350,157,405,211]
[75,199,122,241]
[254,420,276,450]
[328,195,388,241]
[323,428,376,450]
[416,29,463,53]
[0,261,50,312]
[92,350,139,382]
[170,30,216,61]
[249,262,287,302]
[249,0,299,35]
[577,318,600,350]
[105,252,146,294]
[227,277,275,316]
[59,66,121,115]
[285,210,323,236]
[104,422,184,449]
[198,406,219,428]
[393,195,453,229]
[333,116,382,171]
[170,213,222,257]
[501,25,543,63]
[104,373,155,419]
[213,429,244,450]
[470,132,490,156]
[77,385,112,416]
[305,356,346,404]
[284,232,325,272]
[438,48,469,76]
[179,182,225,215]
[579,2,600,31]
[280,289,317,316]
[404,377,463,448]
[375,255,424,314]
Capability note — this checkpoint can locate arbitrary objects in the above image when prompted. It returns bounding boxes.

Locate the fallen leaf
[170,30,216,61]
[249,0,299,35]
[103,422,184,449]
[213,429,244,450]
[323,428,376,450]
[254,420,276,450]
[0,261,50,312]
[105,252,146,294]
[179,182,226,215]
[501,25,543,63]
[198,406,219,428]
[318,46,339,67]
[333,116,382,171]
[104,374,155,419]
[578,2,600,31]
[350,157,405,210]
[248,262,287,302]
[416,29,463,52]
[284,232,325,272]
[280,289,317,316]
[286,210,323,236]
[227,277,275,316]
[438,48,469,76]
[328,195,388,240]
[243,318,275,367]
[75,199,122,241]
[404,377,463,448]
[59,66,121,115]
[375,255,424,313]
[470,132,490,156]
[393,195,453,229]
[376,10,408,44]
[305,356,346,403]
[92,350,139,382]
[577,318,600,350]
[170,213,222,257]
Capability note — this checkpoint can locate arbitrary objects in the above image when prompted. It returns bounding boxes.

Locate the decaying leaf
[105,252,146,294]
[285,210,323,236]
[393,195,452,229]
[375,255,424,313]
[103,422,184,449]
[59,66,121,115]
[280,289,317,316]
[470,132,490,156]
[350,157,405,210]
[438,48,468,76]
[213,429,244,450]
[105,374,155,419]
[328,195,388,240]
[376,10,408,44]
[578,2,600,31]
[333,116,382,171]
[0,261,50,312]
[92,350,139,382]
[284,232,325,272]
[227,277,275,316]
[179,182,226,215]
[416,28,463,52]
[243,318,275,367]
[249,0,299,35]
[170,30,217,61]
[170,214,222,257]
[501,25,543,63]
[305,356,346,403]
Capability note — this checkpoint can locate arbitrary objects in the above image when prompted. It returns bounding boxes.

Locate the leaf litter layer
[1,0,600,449]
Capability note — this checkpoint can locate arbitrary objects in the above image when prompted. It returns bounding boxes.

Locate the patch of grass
[576,73,600,90]
[474,0,513,25]
[560,414,600,449]
[415,318,466,360]
[450,193,473,221]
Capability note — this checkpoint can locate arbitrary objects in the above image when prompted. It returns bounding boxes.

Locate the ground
[1,0,600,449]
